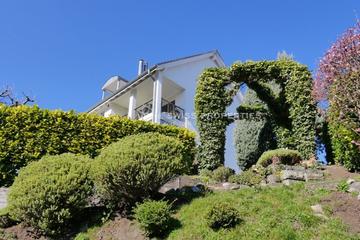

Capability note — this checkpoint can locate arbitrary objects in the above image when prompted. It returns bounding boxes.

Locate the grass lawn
[75,183,359,240]
[167,184,359,240]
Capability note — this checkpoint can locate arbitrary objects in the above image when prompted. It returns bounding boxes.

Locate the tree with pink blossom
[314,22,360,170]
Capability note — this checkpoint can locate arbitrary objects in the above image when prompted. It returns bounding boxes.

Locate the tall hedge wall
[0,105,195,186]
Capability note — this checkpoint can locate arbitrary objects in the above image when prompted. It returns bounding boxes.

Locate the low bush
[133,200,172,237]
[0,208,16,228]
[257,148,301,167]
[8,153,93,236]
[0,105,195,186]
[92,133,192,208]
[199,169,213,183]
[211,166,235,183]
[336,180,350,193]
[205,202,241,230]
[229,170,264,186]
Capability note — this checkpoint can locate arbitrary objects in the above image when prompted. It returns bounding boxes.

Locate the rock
[304,170,324,182]
[260,180,267,187]
[191,186,202,193]
[280,170,305,181]
[267,174,281,184]
[283,165,305,171]
[311,204,328,219]
[282,179,302,186]
[358,193,360,201]
[349,182,360,193]
[221,182,243,190]
[222,182,231,188]
[311,204,324,215]
[347,179,355,185]
[230,185,241,190]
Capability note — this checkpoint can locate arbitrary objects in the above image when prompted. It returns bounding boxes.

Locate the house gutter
[88,66,158,113]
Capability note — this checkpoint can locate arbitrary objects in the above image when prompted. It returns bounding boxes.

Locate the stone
[280,170,305,181]
[267,174,281,184]
[283,165,305,171]
[222,182,231,188]
[347,178,355,185]
[191,186,202,193]
[282,179,302,186]
[311,204,328,219]
[349,182,360,193]
[260,180,267,187]
[304,170,324,182]
[311,204,324,215]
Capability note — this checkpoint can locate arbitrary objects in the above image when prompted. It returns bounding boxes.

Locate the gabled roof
[88,50,225,113]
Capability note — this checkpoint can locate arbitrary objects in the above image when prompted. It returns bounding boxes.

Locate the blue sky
[0,0,359,112]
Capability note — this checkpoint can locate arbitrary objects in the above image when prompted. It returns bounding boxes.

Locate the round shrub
[133,199,172,237]
[205,202,241,230]
[8,153,93,236]
[257,148,301,167]
[211,166,235,183]
[92,132,192,207]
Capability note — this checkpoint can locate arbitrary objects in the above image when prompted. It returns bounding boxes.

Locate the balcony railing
[135,98,185,121]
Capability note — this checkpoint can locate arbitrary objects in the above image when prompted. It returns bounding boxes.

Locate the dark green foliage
[205,202,241,230]
[195,60,316,170]
[133,200,173,237]
[257,148,301,167]
[92,133,192,208]
[0,105,195,186]
[211,166,235,183]
[194,68,237,170]
[8,153,93,236]
[234,90,275,170]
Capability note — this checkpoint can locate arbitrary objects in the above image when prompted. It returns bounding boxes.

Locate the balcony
[135,98,185,125]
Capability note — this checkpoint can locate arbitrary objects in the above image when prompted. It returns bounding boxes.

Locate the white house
[88,50,242,170]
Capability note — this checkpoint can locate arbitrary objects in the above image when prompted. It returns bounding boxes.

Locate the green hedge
[329,122,360,171]
[0,105,195,186]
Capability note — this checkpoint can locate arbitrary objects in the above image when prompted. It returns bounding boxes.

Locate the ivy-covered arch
[195,60,316,170]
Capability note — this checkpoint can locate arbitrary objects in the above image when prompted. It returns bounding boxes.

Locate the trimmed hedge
[257,148,301,167]
[92,132,192,208]
[8,153,93,236]
[0,105,195,186]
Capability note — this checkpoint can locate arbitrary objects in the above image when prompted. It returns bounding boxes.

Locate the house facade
[88,50,242,170]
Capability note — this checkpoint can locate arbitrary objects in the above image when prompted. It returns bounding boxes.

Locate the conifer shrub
[211,166,235,183]
[205,202,241,230]
[133,200,173,237]
[92,132,192,208]
[8,153,93,236]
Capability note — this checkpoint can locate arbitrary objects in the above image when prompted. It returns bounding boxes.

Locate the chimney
[137,59,148,76]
